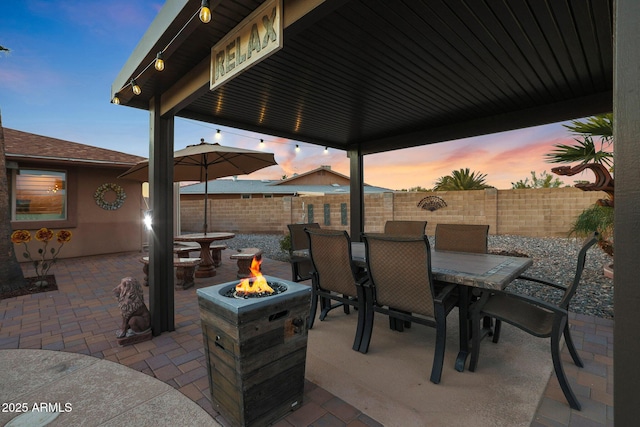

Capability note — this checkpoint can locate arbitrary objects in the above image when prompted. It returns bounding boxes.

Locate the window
[240,194,251,199]
[12,169,67,221]
[263,194,273,198]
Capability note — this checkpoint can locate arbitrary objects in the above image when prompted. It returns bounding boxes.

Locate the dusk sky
[1,1,598,190]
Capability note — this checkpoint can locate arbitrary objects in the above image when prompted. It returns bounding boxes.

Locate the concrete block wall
[180,188,606,238]
[496,187,603,236]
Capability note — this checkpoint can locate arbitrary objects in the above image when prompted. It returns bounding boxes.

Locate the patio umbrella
[119,139,277,234]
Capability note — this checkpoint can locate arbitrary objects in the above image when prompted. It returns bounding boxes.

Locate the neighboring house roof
[3,128,145,167]
[275,165,351,185]
[180,178,391,196]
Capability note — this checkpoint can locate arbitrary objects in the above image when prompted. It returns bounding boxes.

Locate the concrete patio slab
[0,349,216,427]
[306,309,552,427]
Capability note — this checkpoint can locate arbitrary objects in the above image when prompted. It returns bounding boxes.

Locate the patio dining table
[294,242,533,371]
[174,232,235,278]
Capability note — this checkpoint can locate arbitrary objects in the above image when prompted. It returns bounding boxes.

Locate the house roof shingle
[3,128,145,167]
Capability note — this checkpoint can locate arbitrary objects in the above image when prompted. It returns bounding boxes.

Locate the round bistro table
[174,232,235,277]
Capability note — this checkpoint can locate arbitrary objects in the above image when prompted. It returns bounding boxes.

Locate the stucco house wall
[5,128,145,260]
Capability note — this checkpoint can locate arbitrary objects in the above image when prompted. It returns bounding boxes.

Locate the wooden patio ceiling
[112,0,613,156]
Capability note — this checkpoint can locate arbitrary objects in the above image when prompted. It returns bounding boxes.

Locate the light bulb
[295,144,300,153]
[260,139,264,147]
[215,129,221,140]
[199,0,211,23]
[324,147,328,154]
[155,52,165,71]
[112,96,120,105]
[131,79,141,95]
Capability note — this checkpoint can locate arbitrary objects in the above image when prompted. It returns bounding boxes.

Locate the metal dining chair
[305,228,367,351]
[382,220,428,331]
[383,220,427,236]
[434,224,489,253]
[287,222,320,282]
[359,234,459,384]
[434,223,491,331]
[468,232,599,410]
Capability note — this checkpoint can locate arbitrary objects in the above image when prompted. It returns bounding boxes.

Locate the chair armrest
[515,274,567,292]
[355,275,370,288]
[434,283,457,304]
[485,289,568,316]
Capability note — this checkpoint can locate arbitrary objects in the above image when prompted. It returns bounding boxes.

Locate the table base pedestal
[195,266,216,278]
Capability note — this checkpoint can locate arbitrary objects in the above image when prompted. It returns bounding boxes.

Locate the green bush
[569,205,614,256]
[280,234,291,253]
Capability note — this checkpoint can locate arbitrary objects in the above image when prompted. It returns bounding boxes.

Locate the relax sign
[210,0,282,90]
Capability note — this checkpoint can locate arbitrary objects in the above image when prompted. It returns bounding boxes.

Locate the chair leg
[358,287,375,354]
[388,308,404,331]
[319,296,332,320]
[430,305,447,384]
[492,319,502,343]
[552,317,582,410]
[563,323,584,368]
[308,290,318,329]
[343,295,351,315]
[352,286,366,351]
[389,315,401,331]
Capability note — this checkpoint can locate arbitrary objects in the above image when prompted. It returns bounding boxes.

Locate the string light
[154,51,165,71]
[131,79,141,95]
[199,0,212,23]
[112,3,212,105]
[215,129,221,140]
[179,120,333,156]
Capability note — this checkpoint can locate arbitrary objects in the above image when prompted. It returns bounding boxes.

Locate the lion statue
[113,277,151,338]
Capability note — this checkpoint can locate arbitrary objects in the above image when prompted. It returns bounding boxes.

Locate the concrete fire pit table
[197,277,311,427]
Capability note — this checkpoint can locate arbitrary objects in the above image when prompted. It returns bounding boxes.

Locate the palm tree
[547,113,614,256]
[0,112,27,293]
[433,168,492,191]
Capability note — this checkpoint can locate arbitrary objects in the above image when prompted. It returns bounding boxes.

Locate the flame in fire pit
[235,256,274,296]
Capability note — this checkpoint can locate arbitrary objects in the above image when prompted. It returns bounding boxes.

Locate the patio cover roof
[112,0,613,155]
[112,4,640,421]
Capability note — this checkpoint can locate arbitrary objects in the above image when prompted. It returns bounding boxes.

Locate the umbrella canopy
[119,139,277,233]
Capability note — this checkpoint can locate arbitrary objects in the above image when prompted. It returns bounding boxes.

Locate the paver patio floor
[0,250,612,426]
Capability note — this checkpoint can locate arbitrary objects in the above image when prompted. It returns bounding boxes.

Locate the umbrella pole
[204,171,208,235]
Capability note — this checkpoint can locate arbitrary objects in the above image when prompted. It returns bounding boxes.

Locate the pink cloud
[178,120,600,191]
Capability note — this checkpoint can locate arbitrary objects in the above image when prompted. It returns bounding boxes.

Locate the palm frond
[433,168,491,191]
[563,113,613,143]
[545,136,613,167]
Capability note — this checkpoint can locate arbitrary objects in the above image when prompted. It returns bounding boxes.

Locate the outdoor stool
[210,243,227,267]
[173,245,194,258]
[230,248,262,279]
[140,256,201,290]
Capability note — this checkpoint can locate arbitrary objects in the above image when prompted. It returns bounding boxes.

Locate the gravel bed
[225,234,614,320]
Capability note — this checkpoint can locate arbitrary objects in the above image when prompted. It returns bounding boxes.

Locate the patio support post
[148,96,175,335]
[348,146,364,241]
[613,0,640,423]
